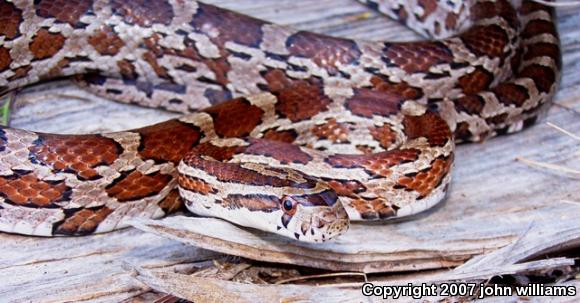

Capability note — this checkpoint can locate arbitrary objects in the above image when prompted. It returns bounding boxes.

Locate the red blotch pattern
[29,29,66,60]
[453,95,485,115]
[30,134,120,180]
[88,26,125,56]
[350,198,397,219]
[110,0,174,26]
[461,25,508,58]
[327,149,420,177]
[0,171,70,207]
[0,1,22,39]
[287,31,361,74]
[191,2,264,47]
[157,188,185,214]
[205,98,264,137]
[402,113,451,147]
[396,156,452,198]
[35,0,93,26]
[137,120,201,165]
[0,46,10,72]
[369,124,398,149]
[178,175,217,195]
[492,83,529,107]
[457,66,493,94]
[311,119,350,143]
[262,129,298,143]
[383,42,453,73]
[245,138,312,164]
[274,83,331,122]
[106,171,172,202]
[53,206,114,235]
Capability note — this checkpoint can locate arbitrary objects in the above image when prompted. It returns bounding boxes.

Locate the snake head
[178,156,349,243]
[277,189,349,242]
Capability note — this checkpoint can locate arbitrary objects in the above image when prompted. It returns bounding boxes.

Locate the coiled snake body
[0,0,561,241]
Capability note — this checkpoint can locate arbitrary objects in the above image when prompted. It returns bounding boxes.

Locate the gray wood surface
[1,1,579,302]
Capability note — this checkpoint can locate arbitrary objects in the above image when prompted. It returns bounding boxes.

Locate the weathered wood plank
[1,228,222,302]
[1,1,579,302]
[130,258,578,303]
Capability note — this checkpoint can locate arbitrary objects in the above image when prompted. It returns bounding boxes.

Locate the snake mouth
[278,197,350,242]
[307,203,350,242]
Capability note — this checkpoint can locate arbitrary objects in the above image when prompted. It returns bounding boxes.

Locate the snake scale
[0,0,561,242]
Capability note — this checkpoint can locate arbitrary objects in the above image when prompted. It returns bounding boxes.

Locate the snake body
[0,0,560,241]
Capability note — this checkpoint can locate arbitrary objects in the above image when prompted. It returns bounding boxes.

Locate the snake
[0,0,561,242]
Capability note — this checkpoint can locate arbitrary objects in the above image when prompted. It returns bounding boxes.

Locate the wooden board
[1,1,580,302]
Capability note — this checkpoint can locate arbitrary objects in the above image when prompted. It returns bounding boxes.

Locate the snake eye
[281,196,298,216]
[283,199,294,211]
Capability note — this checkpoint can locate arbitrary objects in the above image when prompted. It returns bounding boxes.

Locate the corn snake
[0,0,561,242]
